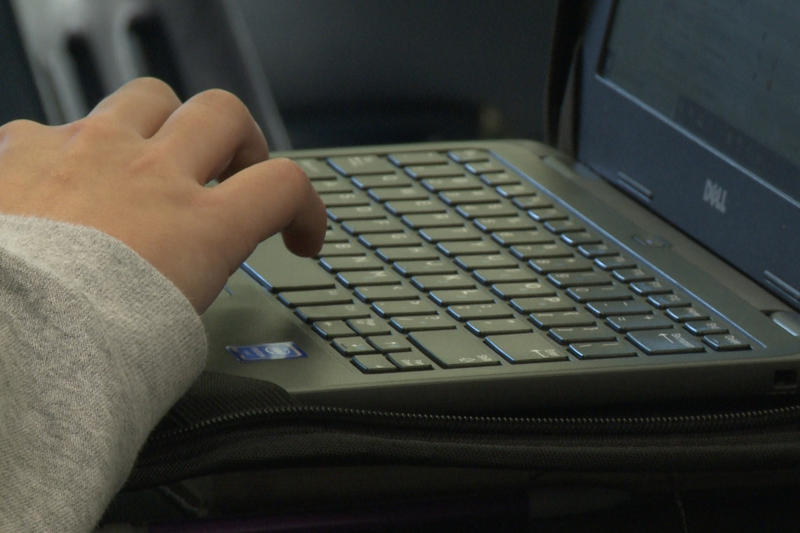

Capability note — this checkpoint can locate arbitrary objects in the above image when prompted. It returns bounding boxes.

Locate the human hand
[0,77,326,312]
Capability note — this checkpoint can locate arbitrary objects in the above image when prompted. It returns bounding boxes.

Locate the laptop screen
[577,0,800,310]
[602,0,799,208]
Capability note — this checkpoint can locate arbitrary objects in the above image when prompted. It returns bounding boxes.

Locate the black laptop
[7,0,798,412]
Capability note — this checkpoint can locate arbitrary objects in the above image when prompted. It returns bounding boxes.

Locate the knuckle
[193,89,250,122]
[131,77,181,103]
[0,119,43,142]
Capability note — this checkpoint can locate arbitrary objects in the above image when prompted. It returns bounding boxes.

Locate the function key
[630,280,672,296]
[479,172,520,186]
[594,255,637,270]
[666,307,710,322]
[405,164,465,178]
[293,158,338,180]
[328,155,396,176]
[388,151,449,166]
[647,293,692,309]
[448,149,489,163]
[612,268,655,283]
[703,333,751,351]
[351,173,408,189]
[527,207,568,222]
[465,161,506,174]
[684,321,728,336]
[561,232,602,247]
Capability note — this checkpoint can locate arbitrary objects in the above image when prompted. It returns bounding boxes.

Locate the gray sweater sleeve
[0,214,207,532]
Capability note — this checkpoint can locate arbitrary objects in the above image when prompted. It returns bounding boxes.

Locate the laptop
[8,0,800,413]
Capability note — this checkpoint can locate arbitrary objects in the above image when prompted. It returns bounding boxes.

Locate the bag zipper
[149,400,800,447]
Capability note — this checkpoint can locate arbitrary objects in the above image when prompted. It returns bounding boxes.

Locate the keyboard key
[402,212,464,228]
[612,268,655,283]
[333,337,379,356]
[629,281,672,296]
[311,320,354,339]
[376,246,439,262]
[355,284,419,303]
[295,304,371,322]
[647,294,692,309]
[485,333,567,364]
[405,164,464,178]
[512,196,553,210]
[351,173,408,189]
[491,281,554,299]
[336,270,400,288]
[389,151,449,166]
[320,256,384,273]
[703,333,751,351]
[420,226,484,243]
[510,295,575,313]
[329,155,396,176]
[320,192,371,207]
[509,243,570,260]
[342,219,406,235]
[560,232,602,247]
[626,330,705,355]
[606,314,674,332]
[474,268,537,285]
[568,342,637,359]
[465,318,532,336]
[547,272,610,288]
[465,161,506,174]
[566,285,632,302]
[327,205,385,222]
[448,149,488,163]
[278,288,353,308]
[684,321,728,336]
[457,202,518,219]
[548,326,617,344]
[318,242,364,257]
[385,199,447,215]
[527,207,568,222]
[439,190,498,205]
[368,334,413,353]
[245,249,335,292]
[544,220,585,234]
[480,172,521,186]
[294,158,338,179]
[391,315,457,333]
[430,289,495,306]
[437,240,501,257]
[594,255,637,270]
[351,354,398,373]
[474,216,539,232]
[577,244,617,258]
[529,257,593,274]
[492,230,552,247]
[495,183,539,198]
[346,317,393,336]
[447,303,514,321]
[421,175,482,192]
[586,300,652,317]
[408,330,501,368]
[529,311,597,329]
[454,254,517,271]
[395,260,459,277]
[359,232,421,248]
[411,273,475,290]
[372,299,439,318]
[368,187,429,203]
[387,350,435,371]
[666,307,710,322]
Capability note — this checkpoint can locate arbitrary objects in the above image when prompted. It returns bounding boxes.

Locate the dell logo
[703,179,728,214]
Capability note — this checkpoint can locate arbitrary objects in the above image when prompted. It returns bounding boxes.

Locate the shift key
[408,330,502,368]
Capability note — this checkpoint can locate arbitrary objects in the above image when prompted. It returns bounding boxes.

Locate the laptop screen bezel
[575,0,800,310]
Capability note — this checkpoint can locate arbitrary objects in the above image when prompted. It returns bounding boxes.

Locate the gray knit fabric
[0,214,207,532]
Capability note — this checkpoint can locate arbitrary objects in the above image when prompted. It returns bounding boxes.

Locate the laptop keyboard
[248,149,752,374]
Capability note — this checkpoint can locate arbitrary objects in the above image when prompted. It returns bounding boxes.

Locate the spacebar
[241,238,334,292]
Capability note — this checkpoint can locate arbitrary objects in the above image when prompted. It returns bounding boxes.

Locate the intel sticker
[226,342,307,362]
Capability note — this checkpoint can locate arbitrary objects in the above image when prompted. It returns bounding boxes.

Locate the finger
[150,89,269,185]
[207,157,326,262]
[89,77,181,138]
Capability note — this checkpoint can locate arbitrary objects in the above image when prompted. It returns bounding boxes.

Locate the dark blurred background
[4,0,557,149]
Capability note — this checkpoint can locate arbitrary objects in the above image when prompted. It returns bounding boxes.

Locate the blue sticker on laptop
[226,342,307,362]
